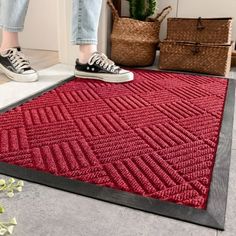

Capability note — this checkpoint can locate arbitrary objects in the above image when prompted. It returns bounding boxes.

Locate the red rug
[0,70,228,209]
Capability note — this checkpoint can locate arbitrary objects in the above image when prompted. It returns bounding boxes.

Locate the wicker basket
[167,17,233,44]
[107,0,171,67]
[159,40,232,76]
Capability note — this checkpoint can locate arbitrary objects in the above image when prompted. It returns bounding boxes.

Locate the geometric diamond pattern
[0,70,228,209]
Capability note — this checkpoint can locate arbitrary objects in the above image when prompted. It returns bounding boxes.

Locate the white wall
[20,0,58,51]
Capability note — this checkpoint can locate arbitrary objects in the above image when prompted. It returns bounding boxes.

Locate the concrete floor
[0,51,236,235]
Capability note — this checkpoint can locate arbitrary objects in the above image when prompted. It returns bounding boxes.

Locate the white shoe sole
[75,70,134,83]
[0,64,38,82]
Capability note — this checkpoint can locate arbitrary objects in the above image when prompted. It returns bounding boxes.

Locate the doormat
[0,70,234,229]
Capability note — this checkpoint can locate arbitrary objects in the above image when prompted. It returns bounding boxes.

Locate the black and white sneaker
[75,52,134,83]
[0,47,38,82]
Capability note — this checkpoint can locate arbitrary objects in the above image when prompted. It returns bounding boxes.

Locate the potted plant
[127,0,159,21]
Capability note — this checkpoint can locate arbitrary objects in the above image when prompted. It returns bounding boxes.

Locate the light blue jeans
[0,0,103,45]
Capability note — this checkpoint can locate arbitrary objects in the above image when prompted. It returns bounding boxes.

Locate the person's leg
[72,0,133,83]
[0,0,29,51]
[72,0,102,63]
[0,0,38,82]
[0,32,20,51]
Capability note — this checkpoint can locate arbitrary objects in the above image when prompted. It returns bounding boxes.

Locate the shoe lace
[6,48,31,72]
[88,53,120,72]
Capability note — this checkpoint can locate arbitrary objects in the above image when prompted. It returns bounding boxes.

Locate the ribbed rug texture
[0,70,228,209]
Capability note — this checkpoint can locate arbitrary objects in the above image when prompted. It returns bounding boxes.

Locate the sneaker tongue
[0,47,21,56]
[89,51,100,60]
[89,52,120,72]
[92,51,100,56]
[87,52,100,64]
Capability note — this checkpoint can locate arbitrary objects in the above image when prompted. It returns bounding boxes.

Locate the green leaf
[16,187,22,192]
[9,218,17,225]
[0,206,5,214]
[8,178,15,184]
[6,192,14,198]
[0,178,24,197]
[7,225,14,235]
[0,219,17,235]
[0,228,7,236]
[17,181,24,187]
[128,0,158,21]
[0,177,23,235]
[0,218,17,235]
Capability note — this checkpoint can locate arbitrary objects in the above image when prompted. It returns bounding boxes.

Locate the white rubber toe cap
[0,64,38,82]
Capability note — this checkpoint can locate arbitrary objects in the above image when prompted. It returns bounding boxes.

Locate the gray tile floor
[0,69,236,236]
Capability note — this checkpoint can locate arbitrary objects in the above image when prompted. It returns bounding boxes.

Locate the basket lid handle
[155,6,172,23]
[197,17,205,31]
[107,0,120,19]
[191,43,201,55]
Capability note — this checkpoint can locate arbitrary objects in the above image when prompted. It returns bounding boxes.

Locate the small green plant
[0,178,24,235]
[127,0,158,21]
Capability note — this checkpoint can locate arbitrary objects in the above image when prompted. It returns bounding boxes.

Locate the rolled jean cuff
[0,25,24,32]
[71,39,98,45]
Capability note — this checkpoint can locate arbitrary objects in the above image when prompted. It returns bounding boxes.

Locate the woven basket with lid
[159,41,232,76]
[167,17,233,44]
